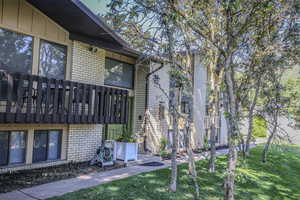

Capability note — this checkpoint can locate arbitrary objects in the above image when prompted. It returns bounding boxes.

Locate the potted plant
[115,128,138,163]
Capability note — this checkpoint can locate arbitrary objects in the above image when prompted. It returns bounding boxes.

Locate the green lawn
[50,145,300,200]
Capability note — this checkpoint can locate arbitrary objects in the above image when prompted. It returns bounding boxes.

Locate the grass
[50,145,300,200]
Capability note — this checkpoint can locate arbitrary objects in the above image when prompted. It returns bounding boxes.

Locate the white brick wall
[67,125,103,162]
[71,41,105,85]
[68,41,105,162]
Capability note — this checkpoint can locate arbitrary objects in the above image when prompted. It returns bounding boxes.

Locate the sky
[80,0,111,15]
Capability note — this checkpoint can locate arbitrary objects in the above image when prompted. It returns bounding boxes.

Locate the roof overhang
[26,0,140,58]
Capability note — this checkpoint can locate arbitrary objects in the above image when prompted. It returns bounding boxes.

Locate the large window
[33,130,62,163]
[0,28,33,74]
[0,131,26,166]
[105,58,134,89]
[39,40,67,80]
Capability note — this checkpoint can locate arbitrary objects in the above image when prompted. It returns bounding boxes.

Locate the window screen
[0,132,9,166]
[39,40,67,80]
[0,28,33,74]
[9,131,26,164]
[0,131,26,166]
[104,58,134,89]
[33,130,62,163]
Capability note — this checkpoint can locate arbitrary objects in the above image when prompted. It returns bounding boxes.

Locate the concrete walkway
[0,148,232,200]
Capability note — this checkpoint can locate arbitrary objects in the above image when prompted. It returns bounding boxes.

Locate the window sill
[0,159,68,174]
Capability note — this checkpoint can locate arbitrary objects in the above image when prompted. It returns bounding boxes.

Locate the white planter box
[116,142,138,163]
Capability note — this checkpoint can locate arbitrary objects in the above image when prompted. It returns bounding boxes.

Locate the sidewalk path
[0,147,240,200]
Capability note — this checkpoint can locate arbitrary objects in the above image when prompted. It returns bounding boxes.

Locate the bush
[253,116,267,138]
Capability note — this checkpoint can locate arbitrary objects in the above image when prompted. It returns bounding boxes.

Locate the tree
[105,0,200,194]
[167,0,298,199]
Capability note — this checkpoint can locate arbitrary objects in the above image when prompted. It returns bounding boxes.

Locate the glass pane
[104,58,134,88]
[39,40,67,80]
[0,132,9,166]
[47,130,62,160]
[0,28,33,74]
[9,131,26,164]
[33,131,47,162]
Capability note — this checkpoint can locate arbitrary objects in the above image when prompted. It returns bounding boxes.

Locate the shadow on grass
[50,145,300,200]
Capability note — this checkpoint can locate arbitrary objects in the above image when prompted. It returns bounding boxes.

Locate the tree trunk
[245,78,261,156]
[170,88,179,192]
[223,52,238,200]
[186,120,200,199]
[262,115,278,163]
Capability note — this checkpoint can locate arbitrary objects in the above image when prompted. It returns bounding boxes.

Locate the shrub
[253,116,267,138]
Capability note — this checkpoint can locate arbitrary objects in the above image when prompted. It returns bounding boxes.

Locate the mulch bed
[0,162,125,193]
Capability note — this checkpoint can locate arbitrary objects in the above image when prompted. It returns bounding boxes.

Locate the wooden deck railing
[0,71,128,124]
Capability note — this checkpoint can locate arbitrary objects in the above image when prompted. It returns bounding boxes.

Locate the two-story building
[0,0,148,172]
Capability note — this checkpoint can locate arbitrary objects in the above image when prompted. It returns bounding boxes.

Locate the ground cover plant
[50,145,300,200]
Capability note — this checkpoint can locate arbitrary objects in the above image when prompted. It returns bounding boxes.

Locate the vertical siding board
[32,11,46,36]
[0,0,3,24]
[18,1,32,32]
[46,21,58,41]
[2,0,19,29]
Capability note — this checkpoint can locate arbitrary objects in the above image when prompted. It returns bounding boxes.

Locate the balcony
[0,71,129,124]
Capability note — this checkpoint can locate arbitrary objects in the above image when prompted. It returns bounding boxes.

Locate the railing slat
[93,86,100,123]
[87,85,93,123]
[68,81,74,123]
[26,74,33,123]
[81,84,87,123]
[105,88,111,124]
[0,72,130,125]
[35,76,43,122]
[52,79,59,123]
[60,80,67,123]
[99,87,105,124]
[110,88,116,124]
[44,78,52,123]
[15,73,24,122]
[5,73,13,122]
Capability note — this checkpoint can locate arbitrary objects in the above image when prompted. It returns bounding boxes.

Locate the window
[39,40,67,80]
[0,131,26,166]
[33,130,62,163]
[105,58,134,89]
[0,28,33,74]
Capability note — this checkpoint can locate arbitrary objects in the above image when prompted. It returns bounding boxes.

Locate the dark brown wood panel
[0,72,129,124]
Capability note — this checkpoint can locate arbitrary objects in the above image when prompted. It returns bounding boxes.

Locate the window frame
[104,57,135,89]
[0,27,34,75]
[38,39,67,80]
[0,130,27,167]
[33,130,62,163]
